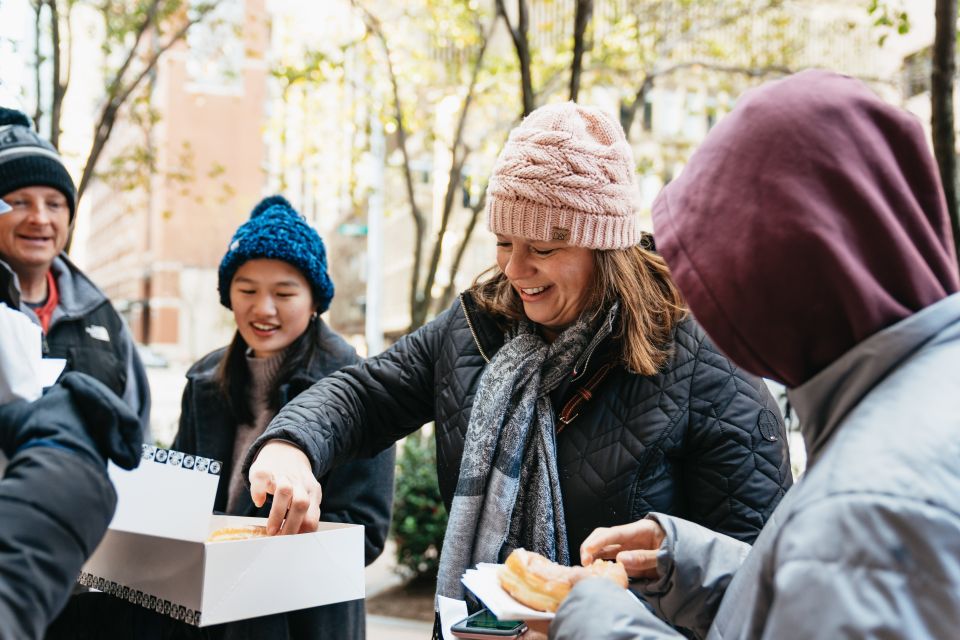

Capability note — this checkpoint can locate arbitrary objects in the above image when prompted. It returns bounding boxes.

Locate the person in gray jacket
[550,70,960,639]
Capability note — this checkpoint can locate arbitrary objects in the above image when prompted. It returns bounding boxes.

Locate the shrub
[391,428,448,579]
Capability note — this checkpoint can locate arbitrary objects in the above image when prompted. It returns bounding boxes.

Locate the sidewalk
[368,614,433,639]
[366,540,433,639]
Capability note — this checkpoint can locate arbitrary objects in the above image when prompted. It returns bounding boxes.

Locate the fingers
[249,468,273,509]
[248,470,322,535]
[580,520,667,566]
[616,549,660,579]
[277,483,318,535]
[580,526,628,565]
[266,474,292,535]
[246,441,322,535]
[523,620,550,638]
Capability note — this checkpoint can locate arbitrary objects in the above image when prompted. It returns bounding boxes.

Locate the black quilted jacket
[247,293,793,560]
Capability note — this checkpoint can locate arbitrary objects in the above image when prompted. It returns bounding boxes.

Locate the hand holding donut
[579,519,666,580]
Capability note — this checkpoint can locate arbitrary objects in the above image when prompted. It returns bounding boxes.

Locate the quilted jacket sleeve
[681,323,792,542]
[243,307,454,482]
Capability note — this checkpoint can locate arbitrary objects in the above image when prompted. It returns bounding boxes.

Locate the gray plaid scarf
[436,304,617,601]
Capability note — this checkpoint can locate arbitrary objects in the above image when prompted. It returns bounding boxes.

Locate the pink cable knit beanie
[487,102,640,250]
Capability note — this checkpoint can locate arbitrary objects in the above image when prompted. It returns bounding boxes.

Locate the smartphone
[450,609,528,638]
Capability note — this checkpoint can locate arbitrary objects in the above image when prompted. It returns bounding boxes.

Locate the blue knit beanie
[218,195,335,313]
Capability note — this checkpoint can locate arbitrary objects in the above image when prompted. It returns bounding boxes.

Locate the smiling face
[0,186,71,274]
[495,234,596,340]
[229,259,315,358]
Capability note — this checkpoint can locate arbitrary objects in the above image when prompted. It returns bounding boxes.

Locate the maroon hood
[652,70,959,387]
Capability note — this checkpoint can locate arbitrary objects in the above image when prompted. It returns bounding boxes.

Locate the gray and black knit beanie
[0,107,77,221]
[218,195,335,313]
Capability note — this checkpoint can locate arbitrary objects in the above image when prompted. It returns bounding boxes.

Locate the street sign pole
[365,100,385,356]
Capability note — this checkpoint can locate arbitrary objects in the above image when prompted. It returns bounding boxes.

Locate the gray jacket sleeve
[551,513,749,640]
[638,514,750,638]
[756,494,960,639]
[550,578,680,640]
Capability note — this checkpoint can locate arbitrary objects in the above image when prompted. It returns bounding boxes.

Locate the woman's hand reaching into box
[248,440,323,535]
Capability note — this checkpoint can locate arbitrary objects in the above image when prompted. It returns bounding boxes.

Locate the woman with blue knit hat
[50,195,395,640]
[174,195,395,639]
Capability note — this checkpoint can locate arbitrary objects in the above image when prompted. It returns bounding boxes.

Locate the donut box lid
[105,444,222,542]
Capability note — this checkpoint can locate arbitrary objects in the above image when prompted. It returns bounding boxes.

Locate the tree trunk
[437,190,485,311]
[621,75,652,137]
[933,0,960,265]
[497,0,535,117]
[48,0,64,149]
[569,0,593,102]
[32,0,43,129]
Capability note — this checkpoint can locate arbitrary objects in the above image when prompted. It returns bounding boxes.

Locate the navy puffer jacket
[246,293,792,560]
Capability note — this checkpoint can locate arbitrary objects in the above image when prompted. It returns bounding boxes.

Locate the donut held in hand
[497,548,628,612]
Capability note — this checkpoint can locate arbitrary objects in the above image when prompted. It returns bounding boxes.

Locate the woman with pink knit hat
[240,102,792,634]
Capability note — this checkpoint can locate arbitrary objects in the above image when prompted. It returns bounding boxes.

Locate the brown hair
[470,245,687,375]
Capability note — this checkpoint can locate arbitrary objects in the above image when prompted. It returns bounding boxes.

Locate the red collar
[34,270,60,333]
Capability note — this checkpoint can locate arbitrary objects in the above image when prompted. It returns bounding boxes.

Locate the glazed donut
[497,548,628,612]
[206,525,269,542]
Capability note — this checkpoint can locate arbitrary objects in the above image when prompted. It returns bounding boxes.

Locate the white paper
[38,358,66,387]
[0,303,43,403]
[439,595,469,640]
[461,563,554,621]
[0,198,10,214]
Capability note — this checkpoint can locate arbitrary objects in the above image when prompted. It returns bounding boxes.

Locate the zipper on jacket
[571,339,603,382]
[571,304,619,381]
[460,293,490,363]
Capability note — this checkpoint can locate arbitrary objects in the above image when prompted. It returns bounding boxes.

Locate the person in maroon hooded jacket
[547,70,960,639]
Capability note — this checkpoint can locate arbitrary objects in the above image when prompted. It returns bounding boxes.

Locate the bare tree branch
[351,0,429,322]
[48,0,63,148]
[621,61,793,136]
[437,188,485,311]
[569,0,593,102]
[933,0,959,265]
[496,0,534,116]
[32,0,43,128]
[77,5,208,200]
[620,0,786,135]
[414,19,494,327]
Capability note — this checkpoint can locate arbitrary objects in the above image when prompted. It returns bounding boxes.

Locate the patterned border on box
[78,571,201,626]
[141,444,221,475]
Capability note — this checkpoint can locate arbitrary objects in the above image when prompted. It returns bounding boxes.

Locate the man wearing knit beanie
[486,101,640,250]
[0,107,150,436]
